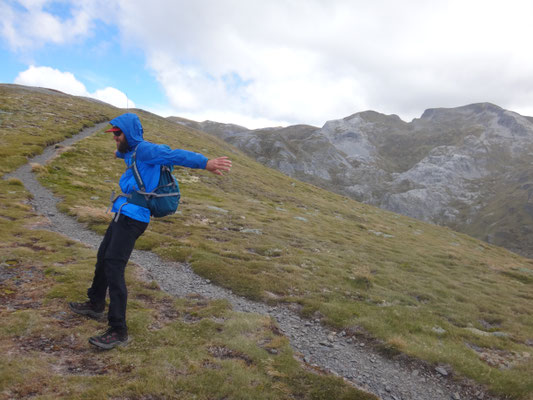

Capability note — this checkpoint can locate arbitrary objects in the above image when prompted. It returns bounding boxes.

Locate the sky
[2,0,533,129]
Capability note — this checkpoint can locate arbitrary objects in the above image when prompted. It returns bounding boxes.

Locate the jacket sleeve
[136,142,208,169]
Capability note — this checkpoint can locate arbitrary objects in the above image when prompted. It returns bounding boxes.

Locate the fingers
[206,157,232,175]
[215,157,232,168]
[215,161,232,171]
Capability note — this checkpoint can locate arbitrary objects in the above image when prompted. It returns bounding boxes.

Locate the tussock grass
[0,85,374,399]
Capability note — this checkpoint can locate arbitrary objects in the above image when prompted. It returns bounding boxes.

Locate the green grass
[2,84,533,399]
[0,85,374,400]
[459,169,533,258]
[0,84,116,176]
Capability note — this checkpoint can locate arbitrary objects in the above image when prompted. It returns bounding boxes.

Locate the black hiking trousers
[87,214,148,331]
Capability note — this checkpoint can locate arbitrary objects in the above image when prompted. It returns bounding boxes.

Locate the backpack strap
[107,190,132,222]
[130,149,148,197]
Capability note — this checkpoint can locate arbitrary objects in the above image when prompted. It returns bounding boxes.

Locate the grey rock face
[168,103,533,258]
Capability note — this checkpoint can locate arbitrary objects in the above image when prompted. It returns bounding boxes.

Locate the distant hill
[168,116,251,138]
[171,104,533,258]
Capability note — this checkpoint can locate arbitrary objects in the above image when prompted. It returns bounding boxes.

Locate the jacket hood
[109,113,144,149]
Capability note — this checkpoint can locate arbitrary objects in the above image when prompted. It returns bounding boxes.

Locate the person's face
[113,131,129,153]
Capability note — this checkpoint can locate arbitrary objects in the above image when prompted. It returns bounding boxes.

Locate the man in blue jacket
[69,113,232,349]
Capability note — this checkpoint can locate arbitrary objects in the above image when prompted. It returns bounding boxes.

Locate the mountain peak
[344,110,403,124]
[421,102,504,120]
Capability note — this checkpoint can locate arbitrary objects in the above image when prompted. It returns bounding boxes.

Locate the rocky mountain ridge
[169,103,533,257]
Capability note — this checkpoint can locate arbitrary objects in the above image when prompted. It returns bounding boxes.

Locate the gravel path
[5,123,497,400]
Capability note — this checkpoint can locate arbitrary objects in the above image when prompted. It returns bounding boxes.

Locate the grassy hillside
[0,85,374,400]
[0,84,115,175]
[458,165,533,259]
[1,85,532,399]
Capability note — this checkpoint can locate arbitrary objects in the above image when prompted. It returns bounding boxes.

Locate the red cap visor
[105,127,122,133]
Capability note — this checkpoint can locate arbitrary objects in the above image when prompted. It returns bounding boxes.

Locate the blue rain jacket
[110,113,208,223]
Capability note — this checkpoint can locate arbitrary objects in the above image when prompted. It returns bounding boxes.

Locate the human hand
[206,156,232,176]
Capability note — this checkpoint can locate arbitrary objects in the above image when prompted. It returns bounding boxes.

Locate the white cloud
[0,0,116,50]
[118,1,374,126]
[92,87,134,109]
[14,65,135,109]
[15,65,87,95]
[115,0,533,126]
[6,1,533,127]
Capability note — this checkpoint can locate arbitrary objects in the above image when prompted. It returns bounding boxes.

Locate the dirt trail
[6,122,497,400]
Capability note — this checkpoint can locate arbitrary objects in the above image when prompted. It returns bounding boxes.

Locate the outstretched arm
[206,156,232,176]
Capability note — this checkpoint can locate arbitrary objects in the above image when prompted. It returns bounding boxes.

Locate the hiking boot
[89,328,129,350]
[69,300,105,320]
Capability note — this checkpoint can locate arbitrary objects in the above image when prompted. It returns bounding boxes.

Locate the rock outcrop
[169,103,533,258]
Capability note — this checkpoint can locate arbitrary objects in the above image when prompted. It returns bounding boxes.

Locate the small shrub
[7,177,23,186]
